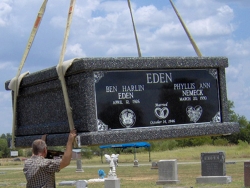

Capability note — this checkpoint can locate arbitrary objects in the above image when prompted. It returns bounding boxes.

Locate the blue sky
[0,0,250,134]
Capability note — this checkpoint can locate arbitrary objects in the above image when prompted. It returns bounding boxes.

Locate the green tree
[228,100,237,121]
[149,140,178,151]
[0,134,6,139]
[177,136,212,147]
[223,101,250,144]
[0,139,9,158]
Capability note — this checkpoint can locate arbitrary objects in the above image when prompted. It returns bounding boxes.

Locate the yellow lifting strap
[56,0,76,132]
[9,0,48,149]
[127,0,142,57]
[169,0,202,57]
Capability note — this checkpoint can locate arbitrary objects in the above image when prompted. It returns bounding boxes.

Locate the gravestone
[151,161,158,169]
[105,178,120,188]
[156,159,179,185]
[5,57,239,147]
[201,152,226,176]
[76,159,83,172]
[196,152,231,184]
[133,159,139,167]
[72,149,83,172]
[104,154,120,188]
[244,161,250,187]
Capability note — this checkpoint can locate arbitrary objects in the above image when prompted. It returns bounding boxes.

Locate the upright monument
[5,57,239,147]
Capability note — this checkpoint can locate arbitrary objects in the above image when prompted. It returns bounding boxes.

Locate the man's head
[32,139,47,157]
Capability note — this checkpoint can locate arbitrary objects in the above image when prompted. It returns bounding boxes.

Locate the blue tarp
[99,142,150,149]
[100,142,151,163]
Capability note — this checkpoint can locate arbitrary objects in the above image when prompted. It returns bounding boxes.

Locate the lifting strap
[9,0,48,149]
[127,0,142,57]
[169,0,202,57]
[56,0,76,132]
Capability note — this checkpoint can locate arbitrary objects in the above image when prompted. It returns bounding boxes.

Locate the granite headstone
[156,159,179,185]
[201,152,226,176]
[244,161,250,187]
[196,151,232,184]
[5,57,239,147]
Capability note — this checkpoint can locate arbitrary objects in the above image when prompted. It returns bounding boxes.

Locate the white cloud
[0,2,12,27]
[106,44,136,56]
[0,61,16,70]
[0,91,12,134]
[0,91,11,103]
[228,83,250,115]
[226,64,242,81]
[135,5,168,26]
[183,5,234,37]
[66,43,86,58]
[215,0,250,8]
[217,5,234,20]
[97,1,127,13]
[225,39,250,57]
[74,3,95,20]
[227,57,250,118]
[50,16,66,28]
[190,17,234,37]
[175,0,219,19]
[0,62,17,87]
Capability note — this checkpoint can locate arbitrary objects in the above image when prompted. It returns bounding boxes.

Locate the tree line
[0,133,11,158]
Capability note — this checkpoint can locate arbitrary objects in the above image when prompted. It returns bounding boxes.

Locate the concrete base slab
[76,180,88,188]
[196,176,232,184]
[76,169,84,172]
[59,181,76,186]
[105,178,120,188]
[156,180,180,185]
[88,178,105,183]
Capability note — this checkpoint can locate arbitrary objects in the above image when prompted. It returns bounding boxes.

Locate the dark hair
[32,139,47,155]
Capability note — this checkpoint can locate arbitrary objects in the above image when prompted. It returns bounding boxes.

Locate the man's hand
[68,129,77,144]
[60,129,77,170]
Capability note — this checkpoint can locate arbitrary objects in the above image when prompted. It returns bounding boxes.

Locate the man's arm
[60,129,77,170]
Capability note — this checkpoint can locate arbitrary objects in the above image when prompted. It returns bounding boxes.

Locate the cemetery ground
[0,144,250,187]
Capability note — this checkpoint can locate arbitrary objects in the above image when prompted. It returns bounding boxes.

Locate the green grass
[0,144,249,187]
